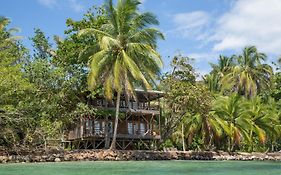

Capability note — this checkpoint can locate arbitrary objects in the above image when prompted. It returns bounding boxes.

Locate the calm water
[0,161,281,175]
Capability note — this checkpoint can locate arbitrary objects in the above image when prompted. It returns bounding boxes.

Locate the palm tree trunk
[249,126,253,152]
[181,123,186,152]
[110,91,121,150]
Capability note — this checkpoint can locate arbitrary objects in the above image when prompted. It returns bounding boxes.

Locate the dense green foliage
[0,9,104,150]
[161,48,281,152]
[1,0,281,152]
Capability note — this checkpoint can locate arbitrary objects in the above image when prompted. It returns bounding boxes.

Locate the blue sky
[2,0,281,77]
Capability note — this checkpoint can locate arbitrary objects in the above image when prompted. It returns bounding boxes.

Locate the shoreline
[1,150,281,163]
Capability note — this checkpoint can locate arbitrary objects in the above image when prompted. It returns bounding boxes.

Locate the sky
[1,0,281,77]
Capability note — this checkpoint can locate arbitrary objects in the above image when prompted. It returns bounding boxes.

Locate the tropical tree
[79,0,164,149]
[240,97,273,151]
[221,46,273,97]
[210,55,234,77]
[204,55,234,93]
[204,74,220,93]
[211,95,250,151]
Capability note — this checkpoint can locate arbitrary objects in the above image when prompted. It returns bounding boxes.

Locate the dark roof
[134,89,164,102]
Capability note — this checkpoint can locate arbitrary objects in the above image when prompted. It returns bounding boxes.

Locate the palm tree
[221,46,273,97]
[241,97,269,151]
[203,74,220,93]
[211,95,251,151]
[79,0,164,149]
[0,17,20,43]
[180,113,220,150]
[210,55,234,76]
[243,97,281,151]
[205,55,234,93]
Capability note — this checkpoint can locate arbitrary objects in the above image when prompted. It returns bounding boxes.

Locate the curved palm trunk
[110,91,121,150]
[181,123,186,152]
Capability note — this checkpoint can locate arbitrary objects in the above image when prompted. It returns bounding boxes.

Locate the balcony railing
[67,119,160,141]
[91,99,160,111]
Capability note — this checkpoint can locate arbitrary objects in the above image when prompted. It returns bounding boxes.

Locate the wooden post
[146,115,148,133]
[93,115,95,134]
[158,114,161,136]
[80,117,84,139]
[148,94,150,110]
[105,114,110,149]
[132,114,135,135]
[138,112,141,135]
[151,114,154,134]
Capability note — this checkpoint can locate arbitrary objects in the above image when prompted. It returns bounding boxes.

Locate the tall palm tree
[203,74,220,93]
[0,17,20,43]
[243,97,281,151]
[205,55,234,93]
[221,46,273,97]
[211,95,251,151]
[79,0,164,149]
[210,55,234,77]
[178,113,224,150]
[241,97,270,151]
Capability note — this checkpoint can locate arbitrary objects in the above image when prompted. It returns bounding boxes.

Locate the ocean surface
[0,160,281,175]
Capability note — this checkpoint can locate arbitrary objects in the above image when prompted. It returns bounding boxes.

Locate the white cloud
[169,11,211,38]
[37,0,84,12]
[212,0,281,54]
[187,52,219,63]
[38,0,58,8]
[68,0,84,13]
[173,11,209,28]
[183,52,218,79]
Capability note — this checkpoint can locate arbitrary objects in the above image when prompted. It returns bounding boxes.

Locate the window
[94,121,101,134]
[128,122,133,135]
[85,118,93,135]
[140,123,145,135]
[108,122,113,134]
[134,123,139,134]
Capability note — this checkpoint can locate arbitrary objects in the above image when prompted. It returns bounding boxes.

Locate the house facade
[66,89,163,150]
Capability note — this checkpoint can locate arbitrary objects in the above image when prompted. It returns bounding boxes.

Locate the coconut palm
[0,17,20,43]
[210,55,234,76]
[241,97,270,151]
[204,74,220,93]
[211,95,252,151]
[243,97,281,151]
[205,55,234,93]
[221,46,273,97]
[180,113,224,150]
[79,0,164,149]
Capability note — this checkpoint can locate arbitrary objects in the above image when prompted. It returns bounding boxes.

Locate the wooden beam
[151,114,154,134]
[158,114,161,136]
[138,112,140,135]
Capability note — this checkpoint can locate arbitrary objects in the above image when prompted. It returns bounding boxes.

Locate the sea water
[0,160,280,175]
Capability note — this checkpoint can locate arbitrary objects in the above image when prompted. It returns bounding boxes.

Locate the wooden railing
[91,99,160,111]
[67,119,160,141]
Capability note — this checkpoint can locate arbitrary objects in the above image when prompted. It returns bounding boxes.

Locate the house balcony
[67,118,161,141]
[91,99,161,115]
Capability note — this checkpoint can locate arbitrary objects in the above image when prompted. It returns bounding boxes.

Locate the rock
[55,158,61,162]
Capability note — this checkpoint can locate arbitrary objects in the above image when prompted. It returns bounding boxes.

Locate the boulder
[54,158,61,162]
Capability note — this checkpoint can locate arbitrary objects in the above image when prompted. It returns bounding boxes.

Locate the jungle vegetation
[1,0,281,152]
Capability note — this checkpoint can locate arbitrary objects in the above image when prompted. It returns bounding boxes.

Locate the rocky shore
[0,149,281,163]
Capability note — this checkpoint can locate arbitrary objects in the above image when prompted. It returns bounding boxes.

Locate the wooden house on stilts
[66,89,163,150]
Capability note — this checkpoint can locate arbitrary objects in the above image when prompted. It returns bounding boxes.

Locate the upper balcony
[89,89,164,115]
